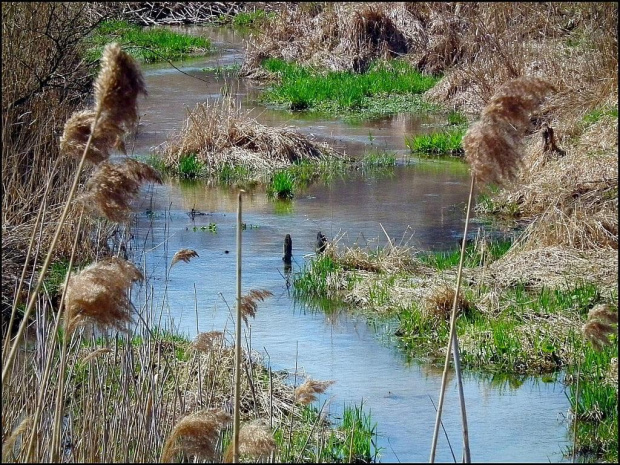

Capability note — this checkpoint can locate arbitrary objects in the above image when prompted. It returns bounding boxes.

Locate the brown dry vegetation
[160,98,343,176]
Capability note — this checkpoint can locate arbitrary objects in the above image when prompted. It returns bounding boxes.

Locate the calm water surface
[127,26,571,462]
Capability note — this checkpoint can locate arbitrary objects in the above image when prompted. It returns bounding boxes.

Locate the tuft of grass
[419,238,513,270]
[405,128,465,156]
[231,9,275,28]
[582,105,618,126]
[447,110,468,126]
[267,170,295,199]
[262,58,439,114]
[86,20,212,63]
[177,154,205,179]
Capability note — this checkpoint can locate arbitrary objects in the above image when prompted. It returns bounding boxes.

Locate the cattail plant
[430,77,556,463]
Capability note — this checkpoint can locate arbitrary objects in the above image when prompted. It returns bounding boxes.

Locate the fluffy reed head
[60,110,126,164]
[239,289,273,326]
[170,249,199,268]
[192,331,225,353]
[583,304,618,351]
[95,42,147,129]
[63,257,143,334]
[223,419,276,462]
[160,409,231,463]
[60,43,146,165]
[79,158,162,222]
[294,379,335,405]
[463,77,555,185]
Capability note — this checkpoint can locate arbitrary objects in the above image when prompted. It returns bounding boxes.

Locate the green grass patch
[405,128,465,156]
[293,254,348,300]
[230,9,275,28]
[582,105,618,126]
[418,238,513,270]
[261,58,440,115]
[267,170,295,199]
[177,153,205,179]
[447,110,468,126]
[86,20,212,63]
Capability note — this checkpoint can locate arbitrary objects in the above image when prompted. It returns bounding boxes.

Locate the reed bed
[160,98,342,178]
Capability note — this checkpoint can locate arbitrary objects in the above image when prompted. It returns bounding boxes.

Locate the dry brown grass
[160,98,342,176]
[192,331,225,353]
[425,287,471,322]
[63,257,144,334]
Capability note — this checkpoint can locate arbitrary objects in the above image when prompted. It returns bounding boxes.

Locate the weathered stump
[283,233,292,265]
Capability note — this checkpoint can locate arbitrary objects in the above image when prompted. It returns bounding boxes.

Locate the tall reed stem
[429,174,475,463]
[232,191,243,463]
[2,106,103,386]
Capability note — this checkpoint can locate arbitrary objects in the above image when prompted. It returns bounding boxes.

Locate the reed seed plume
[79,158,162,222]
[192,331,225,353]
[2,415,33,461]
[95,42,147,129]
[224,419,276,461]
[239,289,273,326]
[294,379,335,405]
[583,304,618,351]
[171,249,199,268]
[160,409,231,463]
[60,110,126,164]
[63,257,143,334]
[463,77,555,185]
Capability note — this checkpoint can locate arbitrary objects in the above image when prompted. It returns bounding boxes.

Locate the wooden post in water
[283,234,292,265]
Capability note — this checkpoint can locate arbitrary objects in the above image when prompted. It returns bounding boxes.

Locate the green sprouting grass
[405,128,465,156]
[177,154,205,178]
[447,110,468,126]
[567,340,618,462]
[293,254,346,299]
[261,58,440,114]
[230,9,275,28]
[360,150,397,168]
[267,170,295,199]
[582,105,618,126]
[43,260,71,299]
[325,402,381,463]
[86,20,212,63]
[418,238,513,270]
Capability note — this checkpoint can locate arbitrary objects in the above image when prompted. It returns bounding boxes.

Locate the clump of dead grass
[63,257,144,334]
[425,286,471,322]
[160,99,341,177]
[192,331,225,353]
[160,408,231,462]
[223,419,276,462]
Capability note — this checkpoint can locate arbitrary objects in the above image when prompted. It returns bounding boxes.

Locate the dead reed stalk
[170,249,199,268]
[294,379,335,405]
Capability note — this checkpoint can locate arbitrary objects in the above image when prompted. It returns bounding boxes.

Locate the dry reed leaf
[463,77,555,186]
[64,257,143,334]
[160,409,231,463]
[192,331,225,353]
[171,249,199,268]
[2,415,33,461]
[79,158,162,222]
[80,347,112,363]
[239,289,273,325]
[583,304,618,351]
[294,379,335,405]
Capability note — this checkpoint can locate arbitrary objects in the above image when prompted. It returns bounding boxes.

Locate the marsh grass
[86,20,212,63]
[405,128,465,156]
[262,58,439,113]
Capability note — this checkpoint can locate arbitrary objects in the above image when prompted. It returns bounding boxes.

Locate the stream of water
[128,26,571,463]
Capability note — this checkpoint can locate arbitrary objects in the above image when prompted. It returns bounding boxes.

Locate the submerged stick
[430,174,475,463]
